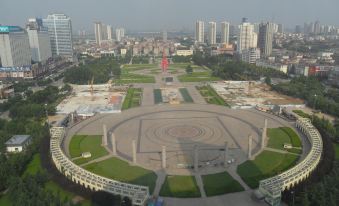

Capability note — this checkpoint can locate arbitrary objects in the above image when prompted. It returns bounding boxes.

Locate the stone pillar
[224,141,228,167]
[194,145,199,172]
[102,124,107,146]
[162,146,166,169]
[132,140,137,164]
[261,119,268,150]
[248,135,253,159]
[111,133,117,155]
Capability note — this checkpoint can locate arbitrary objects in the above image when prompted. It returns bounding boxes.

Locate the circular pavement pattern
[68,104,291,174]
[144,120,224,147]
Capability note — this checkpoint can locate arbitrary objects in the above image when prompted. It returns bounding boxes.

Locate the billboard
[0,26,23,33]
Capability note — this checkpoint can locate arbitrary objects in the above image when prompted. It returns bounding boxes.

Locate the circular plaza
[54,103,311,206]
[65,104,292,175]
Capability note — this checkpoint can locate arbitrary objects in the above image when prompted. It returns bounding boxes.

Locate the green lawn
[114,73,155,84]
[154,89,163,104]
[84,157,157,193]
[334,143,339,160]
[178,72,220,82]
[267,127,302,151]
[69,135,109,165]
[122,88,142,110]
[202,172,244,196]
[23,153,42,176]
[160,175,201,198]
[123,64,157,70]
[114,66,155,84]
[237,150,299,188]
[0,195,11,206]
[293,110,311,118]
[179,88,194,103]
[196,85,228,106]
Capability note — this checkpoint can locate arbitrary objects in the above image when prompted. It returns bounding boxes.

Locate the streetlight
[291,191,295,206]
[312,94,317,122]
[45,104,50,130]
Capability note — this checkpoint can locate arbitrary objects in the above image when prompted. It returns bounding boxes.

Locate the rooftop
[5,135,31,146]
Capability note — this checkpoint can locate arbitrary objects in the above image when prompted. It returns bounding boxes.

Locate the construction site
[210,81,305,109]
[56,83,127,117]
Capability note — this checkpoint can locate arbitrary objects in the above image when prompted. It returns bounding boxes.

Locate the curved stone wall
[50,127,149,206]
[259,118,323,206]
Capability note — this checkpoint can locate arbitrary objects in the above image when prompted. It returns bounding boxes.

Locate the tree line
[192,52,287,80]
[64,57,121,85]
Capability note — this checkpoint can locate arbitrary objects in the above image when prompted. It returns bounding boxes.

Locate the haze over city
[1,0,339,31]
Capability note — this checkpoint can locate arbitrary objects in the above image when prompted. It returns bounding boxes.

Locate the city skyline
[1,0,339,31]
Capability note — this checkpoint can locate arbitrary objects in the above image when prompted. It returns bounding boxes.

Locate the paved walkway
[185,85,206,104]
[195,174,206,197]
[141,86,155,106]
[265,147,301,156]
[153,170,166,196]
[162,190,266,206]
[227,166,250,191]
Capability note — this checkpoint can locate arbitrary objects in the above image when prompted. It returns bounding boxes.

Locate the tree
[265,76,271,85]
[185,65,193,74]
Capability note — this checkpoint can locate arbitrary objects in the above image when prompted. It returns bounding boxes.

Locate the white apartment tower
[26,18,52,62]
[195,21,205,43]
[94,22,103,45]
[221,21,230,44]
[43,14,73,61]
[116,28,125,42]
[208,22,217,45]
[238,19,257,52]
[107,25,113,41]
[94,22,112,44]
[0,26,32,67]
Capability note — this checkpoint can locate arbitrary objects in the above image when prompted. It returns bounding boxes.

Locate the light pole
[312,94,317,122]
[291,191,295,206]
[45,104,50,131]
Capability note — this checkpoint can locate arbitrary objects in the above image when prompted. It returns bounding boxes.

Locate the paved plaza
[58,65,307,206]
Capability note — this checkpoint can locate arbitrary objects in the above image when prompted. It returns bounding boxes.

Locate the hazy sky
[1,0,338,31]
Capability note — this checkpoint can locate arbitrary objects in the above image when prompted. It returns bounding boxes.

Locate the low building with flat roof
[5,135,32,153]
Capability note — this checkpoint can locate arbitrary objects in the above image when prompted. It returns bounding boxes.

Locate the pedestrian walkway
[186,85,206,104]
[141,86,155,106]
[153,170,166,196]
[227,166,251,191]
[195,174,206,197]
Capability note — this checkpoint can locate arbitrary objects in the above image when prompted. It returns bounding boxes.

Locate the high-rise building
[208,22,216,45]
[241,47,260,64]
[258,22,274,56]
[94,22,112,44]
[107,25,113,41]
[238,19,256,52]
[278,24,283,33]
[94,22,103,45]
[314,21,321,34]
[295,25,302,34]
[221,21,230,44]
[195,21,204,43]
[0,26,32,67]
[163,30,167,42]
[26,18,52,62]
[272,23,279,33]
[43,14,73,61]
[115,28,125,42]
